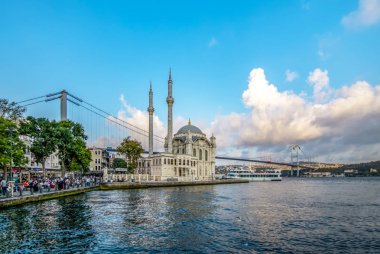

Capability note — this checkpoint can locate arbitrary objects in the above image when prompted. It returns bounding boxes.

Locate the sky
[1,0,380,163]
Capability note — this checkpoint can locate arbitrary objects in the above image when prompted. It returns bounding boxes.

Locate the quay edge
[0,186,100,209]
[0,179,248,208]
[100,179,249,190]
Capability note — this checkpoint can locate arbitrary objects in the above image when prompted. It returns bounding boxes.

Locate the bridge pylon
[290,144,301,177]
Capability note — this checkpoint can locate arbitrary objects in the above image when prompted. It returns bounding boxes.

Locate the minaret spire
[166,67,174,153]
[148,81,154,156]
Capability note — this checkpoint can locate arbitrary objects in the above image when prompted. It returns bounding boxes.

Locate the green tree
[56,120,90,177]
[0,99,26,120]
[112,158,128,169]
[20,117,58,177]
[117,137,144,174]
[0,118,27,180]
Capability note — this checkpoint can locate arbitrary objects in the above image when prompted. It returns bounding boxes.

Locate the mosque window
[205,150,208,161]
[193,148,196,157]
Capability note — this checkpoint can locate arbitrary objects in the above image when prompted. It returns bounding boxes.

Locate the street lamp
[5,126,16,181]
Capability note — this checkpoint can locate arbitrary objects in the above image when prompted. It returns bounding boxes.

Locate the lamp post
[5,126,16,181]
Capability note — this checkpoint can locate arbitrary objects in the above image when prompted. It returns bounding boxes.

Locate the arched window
[205,150,208,161]
[199,149,202,160]
[193,148,196,157]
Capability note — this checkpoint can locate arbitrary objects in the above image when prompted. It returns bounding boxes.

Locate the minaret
[166,68,174,153]
[147,81,154,156]
[186,118,193,155]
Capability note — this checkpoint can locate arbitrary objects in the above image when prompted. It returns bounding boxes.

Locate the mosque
[137,69,216,181]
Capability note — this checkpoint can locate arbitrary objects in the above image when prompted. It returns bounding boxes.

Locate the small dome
[176,124,203,135]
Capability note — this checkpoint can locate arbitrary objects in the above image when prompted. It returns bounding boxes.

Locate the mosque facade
[137,69,216,181]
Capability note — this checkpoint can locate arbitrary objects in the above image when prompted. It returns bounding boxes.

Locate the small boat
[225,167,282,181]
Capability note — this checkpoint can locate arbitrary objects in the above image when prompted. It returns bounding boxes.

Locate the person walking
[1,178,7,196]
[16,182,23,196]
[28,180,34,195]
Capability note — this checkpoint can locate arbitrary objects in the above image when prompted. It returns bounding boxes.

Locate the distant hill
[315,160,380,176]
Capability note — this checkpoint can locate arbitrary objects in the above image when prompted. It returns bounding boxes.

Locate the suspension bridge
[16,89,315,175]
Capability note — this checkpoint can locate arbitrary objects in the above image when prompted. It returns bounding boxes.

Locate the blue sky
[1,0,380,162]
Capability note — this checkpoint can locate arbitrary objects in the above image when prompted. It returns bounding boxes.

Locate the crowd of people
[0,176,101,198]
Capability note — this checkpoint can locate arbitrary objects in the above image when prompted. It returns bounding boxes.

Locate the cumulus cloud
[308,68,332,102]
[342,0,380,28]
[98,68,380,164]
[212,68,380,163]
[110,94,190,151]
[285,70,299,82]
[208,37,218,47]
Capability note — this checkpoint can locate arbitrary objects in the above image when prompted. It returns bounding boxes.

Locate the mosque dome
[176,122,203,135]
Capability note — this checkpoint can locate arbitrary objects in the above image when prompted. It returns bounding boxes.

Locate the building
[137,69,217,181]
[89,147,104,171]
[89,146,126,172]
[22,136,61,172]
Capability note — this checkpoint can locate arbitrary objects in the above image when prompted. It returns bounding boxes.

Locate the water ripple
[1,178,380,253]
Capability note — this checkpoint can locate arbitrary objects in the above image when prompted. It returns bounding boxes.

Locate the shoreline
[0,179,248,208]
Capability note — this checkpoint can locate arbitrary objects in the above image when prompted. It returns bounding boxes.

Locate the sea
[1,177,379,253]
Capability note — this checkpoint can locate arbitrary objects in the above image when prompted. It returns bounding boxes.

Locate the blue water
[1,178,380,253]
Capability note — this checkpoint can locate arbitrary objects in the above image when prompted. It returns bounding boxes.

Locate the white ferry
[225,168,282,181]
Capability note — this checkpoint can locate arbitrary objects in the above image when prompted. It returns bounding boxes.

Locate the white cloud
[285,69,299,82]
[208,37,218,47]
[112,95,190,152]
[342,0,380,28]
[212,67,380,163]
[308,68,332,102]
[97,69,380,164]
[316,34,340,60]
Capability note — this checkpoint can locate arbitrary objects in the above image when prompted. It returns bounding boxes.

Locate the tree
[20,117,58,177]
[56,120,90,177]
[112,158,128,169]
[0,99,26,120]
[0,117,27,180]
[68,145,92,175]
[117,137,144,174]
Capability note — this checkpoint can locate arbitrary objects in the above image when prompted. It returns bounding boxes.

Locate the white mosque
[137,69,216,181]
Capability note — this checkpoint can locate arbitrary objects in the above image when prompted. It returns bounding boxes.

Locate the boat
[225,167,282,181]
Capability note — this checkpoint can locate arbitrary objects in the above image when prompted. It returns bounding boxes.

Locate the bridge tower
[290,144,301,177]
[60,90,68,121]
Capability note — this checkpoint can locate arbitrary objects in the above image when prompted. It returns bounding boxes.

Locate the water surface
[1,178,379,253]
